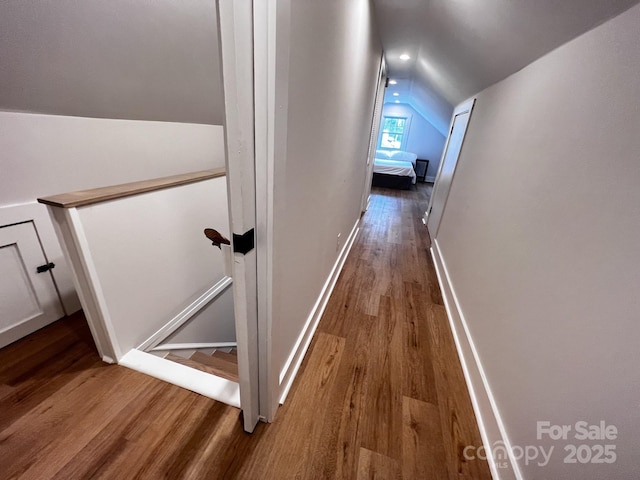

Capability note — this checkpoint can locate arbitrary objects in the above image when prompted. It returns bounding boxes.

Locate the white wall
[380,102,446,179]
[435,4,640,478]
[76,176,231,356]
[1,113,225,206]
[407,81,454,136]
[1,0,226,323]
[164,287,236,345]
[0,0,223,125]
[271,0,382,397]
[1,0,225,206]
[0,112,225,316]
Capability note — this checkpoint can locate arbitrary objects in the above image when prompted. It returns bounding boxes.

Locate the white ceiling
[374,0,640,127]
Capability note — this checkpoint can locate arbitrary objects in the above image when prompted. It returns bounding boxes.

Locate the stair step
[190,351,239,383]
[165,353,223,377]
[211,348,238,364]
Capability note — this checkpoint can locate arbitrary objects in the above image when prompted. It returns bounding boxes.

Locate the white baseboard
[425,175,436,183]
[119,348,241,408]
[431,239,521,480]
[278,218,360,404]
[150,341,237,352]
[136,276,233,351]
[0,313,60,350]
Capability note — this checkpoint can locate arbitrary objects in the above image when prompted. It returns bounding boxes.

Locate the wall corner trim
[431,238,522,480]
[278,217,360,404]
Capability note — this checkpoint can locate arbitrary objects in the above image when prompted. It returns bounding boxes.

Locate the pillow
[389,150,418,164]
[375,149,392,159]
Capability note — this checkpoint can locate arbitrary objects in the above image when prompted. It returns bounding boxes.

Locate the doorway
[362,56,388,213]
[425,98,475,239]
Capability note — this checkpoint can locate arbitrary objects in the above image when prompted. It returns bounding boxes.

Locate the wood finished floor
[0,183,491,480]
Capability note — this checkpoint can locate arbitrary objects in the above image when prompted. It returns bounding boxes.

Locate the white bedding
[373,158,417,184]
[375,149,417,167]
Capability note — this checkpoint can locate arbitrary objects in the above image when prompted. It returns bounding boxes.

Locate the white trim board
[278,218,360,404]
[150,342,237,352]
[0,311,61,350]
[431,239,521,480]
[119,349,241,408]
[253,0,291,422]
[136,276,233,351]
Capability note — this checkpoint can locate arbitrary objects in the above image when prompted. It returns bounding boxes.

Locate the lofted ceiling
[373,0,640,129]
[3,1,639,129]
[0,0,223,125]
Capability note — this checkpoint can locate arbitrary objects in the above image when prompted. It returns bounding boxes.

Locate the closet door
[0,222,64,348]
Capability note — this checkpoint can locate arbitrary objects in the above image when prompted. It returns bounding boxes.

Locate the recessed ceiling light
[394,100,400,103]
[389,79,397,85]
[399,54,410,61]
[392,92,399,96]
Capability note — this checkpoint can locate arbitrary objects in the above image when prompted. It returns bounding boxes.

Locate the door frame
[217,0,261,432]
[424,98,476,239]
[361,55,387,213]
[253,0,293,422]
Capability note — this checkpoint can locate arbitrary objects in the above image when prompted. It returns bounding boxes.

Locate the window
[379,116,407,149]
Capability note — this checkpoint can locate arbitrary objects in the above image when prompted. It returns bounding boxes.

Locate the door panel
[218,0,260,433]
[0,222,64,348]
[0,244,41,324]
[426,99,475,239]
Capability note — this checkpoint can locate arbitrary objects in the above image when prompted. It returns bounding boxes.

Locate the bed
[372,150,418,190]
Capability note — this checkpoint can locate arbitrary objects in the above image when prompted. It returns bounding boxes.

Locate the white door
[361,57,387,213]
[0,222,64,349]
[217,0,261,433]
[426,98,475,239]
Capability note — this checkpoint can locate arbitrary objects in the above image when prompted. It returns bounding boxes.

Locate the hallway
[0,184,491,479]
